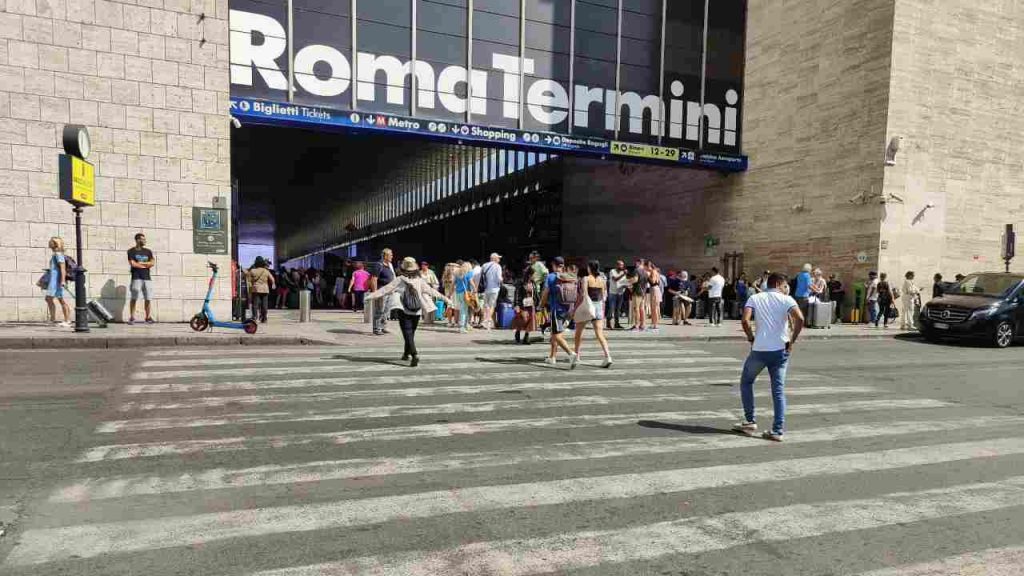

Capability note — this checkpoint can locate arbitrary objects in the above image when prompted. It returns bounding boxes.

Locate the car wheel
[993,321,1015,348]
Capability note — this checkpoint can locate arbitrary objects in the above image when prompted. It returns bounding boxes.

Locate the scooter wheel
[189,314,209,332]
[243,320,258,335]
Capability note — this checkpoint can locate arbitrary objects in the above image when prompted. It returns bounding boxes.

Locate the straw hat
[399,257,418,272]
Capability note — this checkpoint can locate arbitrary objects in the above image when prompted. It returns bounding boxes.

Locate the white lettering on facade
[229,10,740,147]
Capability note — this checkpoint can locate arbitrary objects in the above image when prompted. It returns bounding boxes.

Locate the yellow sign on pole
[59,154,95,207]
[609,141,681,162]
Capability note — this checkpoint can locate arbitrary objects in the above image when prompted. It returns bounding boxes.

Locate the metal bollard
[299,290,311,323]
[363,296,374,324]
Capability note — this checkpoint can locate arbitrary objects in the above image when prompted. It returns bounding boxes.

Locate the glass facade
[229,0,747,153]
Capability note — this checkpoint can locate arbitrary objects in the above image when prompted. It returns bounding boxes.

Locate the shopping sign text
[230,10,740,148]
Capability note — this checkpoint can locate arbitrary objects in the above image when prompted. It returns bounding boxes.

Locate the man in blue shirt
[539,257,577,367]
[794,263,812,319]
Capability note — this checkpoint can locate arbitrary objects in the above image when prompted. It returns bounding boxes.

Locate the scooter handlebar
[208,262,219,273]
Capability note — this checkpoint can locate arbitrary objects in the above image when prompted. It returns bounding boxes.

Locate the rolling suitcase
[87,299,114,327]
[808,300,835,329]
[496,302,515,328]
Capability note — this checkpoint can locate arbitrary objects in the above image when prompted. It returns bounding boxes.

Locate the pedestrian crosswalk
[5,341,1023,575]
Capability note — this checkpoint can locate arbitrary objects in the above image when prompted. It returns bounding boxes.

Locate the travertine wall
[565,0,896,297]
[879,0,1024,295]
[0,0,231,322]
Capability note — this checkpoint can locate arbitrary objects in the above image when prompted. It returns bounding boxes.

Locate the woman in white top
[809,268,827,301]
[366,257,452,367]
[570,260,613,368]
[900,270,921,330]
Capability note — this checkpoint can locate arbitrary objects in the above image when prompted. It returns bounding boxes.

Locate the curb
[0,335,338,350]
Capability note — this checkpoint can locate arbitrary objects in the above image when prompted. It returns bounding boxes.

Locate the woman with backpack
[42,236,72,327]
[571,260,613,368]
[365,257,452,367]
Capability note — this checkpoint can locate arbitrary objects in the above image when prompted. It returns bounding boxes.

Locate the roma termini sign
[230,0,747,170]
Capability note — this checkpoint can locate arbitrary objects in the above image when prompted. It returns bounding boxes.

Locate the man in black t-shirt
[127,232,156,324]
[370,248,395,335]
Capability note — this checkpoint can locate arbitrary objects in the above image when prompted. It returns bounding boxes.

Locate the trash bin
[299,289,312,323]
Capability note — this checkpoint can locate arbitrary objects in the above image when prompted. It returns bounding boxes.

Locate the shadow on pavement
[637,421,736,436]
[329,355,407,366]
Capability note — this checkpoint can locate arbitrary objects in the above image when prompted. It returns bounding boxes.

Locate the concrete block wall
[879,0,1024,298]
[0,0,231,322]
[564,0,896,298]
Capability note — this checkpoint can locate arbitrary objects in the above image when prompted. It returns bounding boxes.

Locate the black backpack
[401,281,421,312]
[63,254,78,281]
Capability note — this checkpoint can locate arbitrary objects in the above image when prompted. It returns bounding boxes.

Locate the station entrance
[232,124,564,273]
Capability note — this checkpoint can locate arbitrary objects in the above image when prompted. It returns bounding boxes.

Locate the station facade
[0,0,1021,322]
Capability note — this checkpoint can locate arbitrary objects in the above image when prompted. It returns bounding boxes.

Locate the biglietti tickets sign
[229,0,748,170]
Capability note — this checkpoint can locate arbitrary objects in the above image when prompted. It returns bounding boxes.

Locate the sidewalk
[0,308,920,349]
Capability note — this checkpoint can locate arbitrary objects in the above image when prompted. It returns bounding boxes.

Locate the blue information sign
[230,97,748,173]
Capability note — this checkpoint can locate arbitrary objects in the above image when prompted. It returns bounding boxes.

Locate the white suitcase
[808,300,835,329]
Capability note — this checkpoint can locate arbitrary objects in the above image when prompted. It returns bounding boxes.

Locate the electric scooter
[190,262,258,334]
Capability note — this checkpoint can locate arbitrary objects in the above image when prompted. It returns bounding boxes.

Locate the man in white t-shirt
[732,273,805,442]
[707,267,726,326]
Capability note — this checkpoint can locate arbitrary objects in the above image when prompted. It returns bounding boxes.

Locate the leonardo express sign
[229,0,748,170]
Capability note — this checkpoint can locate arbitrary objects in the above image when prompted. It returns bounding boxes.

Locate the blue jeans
[867,300,879,325]
[606,293,622,326]
[740,349,790,435]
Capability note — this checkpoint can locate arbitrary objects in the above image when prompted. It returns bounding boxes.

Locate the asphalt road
[1,336,1023,575]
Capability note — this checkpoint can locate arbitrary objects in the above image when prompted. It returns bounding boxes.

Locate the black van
[919,272,1024,348]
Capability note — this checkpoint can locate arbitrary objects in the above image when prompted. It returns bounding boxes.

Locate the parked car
[919,272,1024,348]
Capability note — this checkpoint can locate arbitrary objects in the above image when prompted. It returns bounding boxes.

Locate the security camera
[230,116,242,129]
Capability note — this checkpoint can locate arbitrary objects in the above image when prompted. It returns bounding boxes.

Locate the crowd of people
[241,252,976,335]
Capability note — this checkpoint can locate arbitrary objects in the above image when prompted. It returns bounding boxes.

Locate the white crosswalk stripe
[140,343,703,358]
[854,546,1024,575]
[13,440,1024,566]
[247,476,1024,576]
[122,366,759,395]
[138,348,712,368]
[78,399,949,462]
[131,356,742,380]
[51,416,1024,502]
[116,385,876,412]
[8,343,1023,575]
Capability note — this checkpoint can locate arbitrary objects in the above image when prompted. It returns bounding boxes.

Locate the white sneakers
[544,356,557,365]
[569,352,579,369]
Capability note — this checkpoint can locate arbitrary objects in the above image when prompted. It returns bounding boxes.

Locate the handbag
[464,291,480,311]
[573,296,595,323]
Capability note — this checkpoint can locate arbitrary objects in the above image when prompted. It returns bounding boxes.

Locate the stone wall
[564,0,896,302]
[879,0,1024,297]
[0,0,231,322]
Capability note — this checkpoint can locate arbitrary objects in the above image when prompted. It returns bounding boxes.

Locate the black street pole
[73,206,90,333]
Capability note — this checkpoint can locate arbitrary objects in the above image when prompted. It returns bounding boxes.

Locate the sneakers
[145,318,155,324]
[58,321,73,328]
[410,356,419,368]
[569,352,579,369]
[127,317,135,325]
[732,421,757,435]
[762,431,784,442]
[602,357,613,369]
[544,356,557,365]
